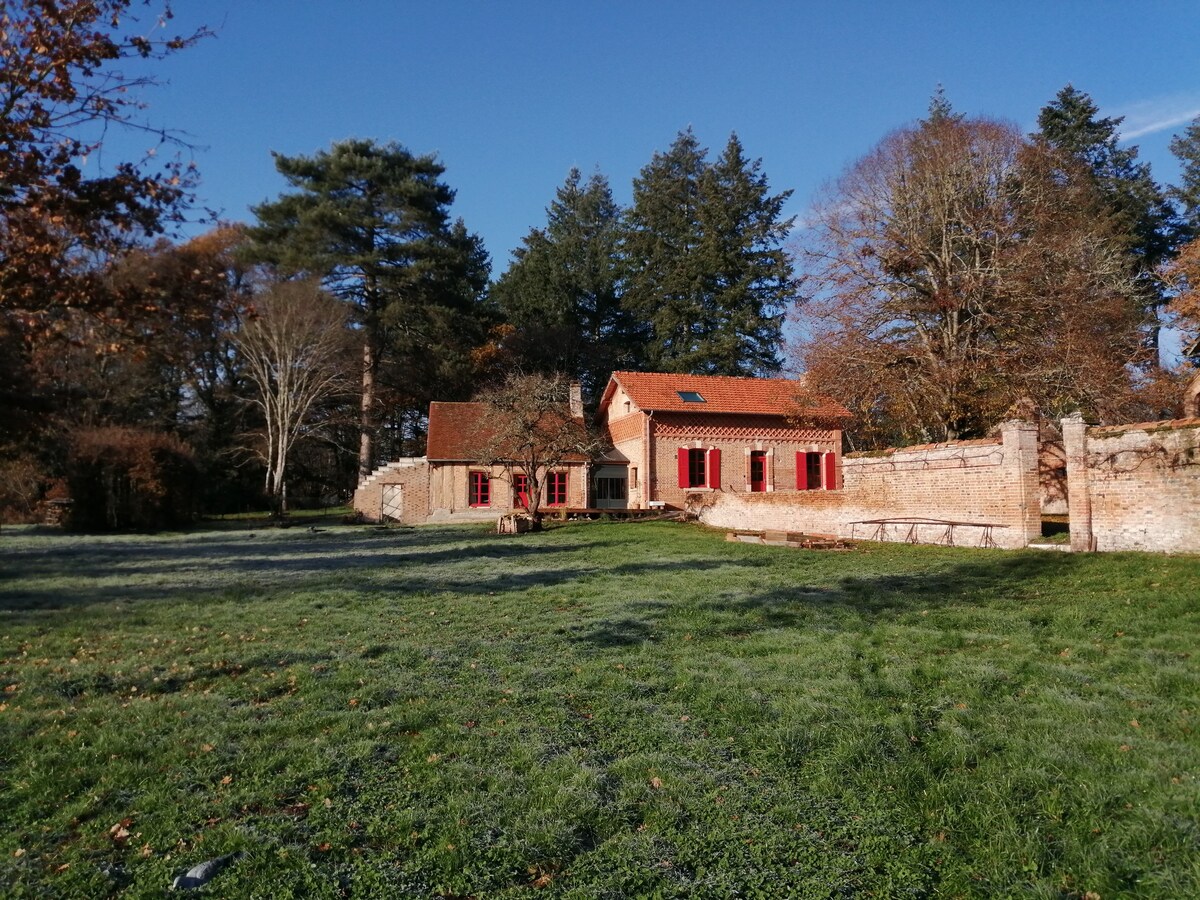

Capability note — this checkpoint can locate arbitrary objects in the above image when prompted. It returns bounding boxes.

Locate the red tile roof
[426,401,590,462]
[426,402,491,461]
[602,371,850,419]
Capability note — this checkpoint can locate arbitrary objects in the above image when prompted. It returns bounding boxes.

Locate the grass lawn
[1,521,1197,898]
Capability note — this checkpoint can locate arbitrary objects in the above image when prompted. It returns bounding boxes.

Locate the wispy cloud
[1110,93,1200,140]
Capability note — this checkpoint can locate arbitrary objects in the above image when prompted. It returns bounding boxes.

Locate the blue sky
[110,1,1200,273]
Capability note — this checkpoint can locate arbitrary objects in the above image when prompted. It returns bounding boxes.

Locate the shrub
[67,428,200,530]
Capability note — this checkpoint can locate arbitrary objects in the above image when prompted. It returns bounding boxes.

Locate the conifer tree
[1036,86,1176,350]
[1169,116,1200,240]
[622,129,794,375]
[492,169,636,401]
[246,140,489,478]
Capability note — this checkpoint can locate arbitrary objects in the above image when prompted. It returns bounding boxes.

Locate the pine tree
[491,168,636,401]
[622,129,794,375]
[246,140,489,477]
[922,85,963,126]
[1036,86,1176,351]
[696,134,797,374]
[1169,116,1200,240]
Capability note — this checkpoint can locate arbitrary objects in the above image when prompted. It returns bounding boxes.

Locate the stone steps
[357,457,425,492]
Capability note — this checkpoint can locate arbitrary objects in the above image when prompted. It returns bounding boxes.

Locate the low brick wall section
[1064,415,1200,553]
[693,420,1041,549]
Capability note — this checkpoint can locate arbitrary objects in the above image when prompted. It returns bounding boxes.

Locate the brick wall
[1063,414,1200,553]
[648,413,841,509]
[355,460,589,525]
[352,459,430,524]
[693,420,1042,549]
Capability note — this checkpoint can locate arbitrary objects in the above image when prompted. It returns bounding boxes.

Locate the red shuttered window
[469,471,490,507]
[797,452,827,490]
[823,452,838,491]
[678,447,721,489]
[513,473,529,509]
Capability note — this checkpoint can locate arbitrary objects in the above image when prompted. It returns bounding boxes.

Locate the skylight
[677,390,706,403]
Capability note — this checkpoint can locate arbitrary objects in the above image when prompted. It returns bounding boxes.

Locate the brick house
[354,393,589,524]
[594,371,850,510]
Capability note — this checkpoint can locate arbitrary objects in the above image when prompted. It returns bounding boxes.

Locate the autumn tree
[234,280,353,514]
[0,0,208,510]
[797,113,1146,446]
[491,168,637,402]
[1165,236,1200,362]
[246,140,490,480]
[622,130,795,376]
[0,0,207,368]
[471,373,603,529]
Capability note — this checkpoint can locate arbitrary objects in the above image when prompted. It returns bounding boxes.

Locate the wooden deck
[553,506,682,521]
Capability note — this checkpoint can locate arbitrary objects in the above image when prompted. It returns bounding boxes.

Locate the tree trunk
[358,336,375,482]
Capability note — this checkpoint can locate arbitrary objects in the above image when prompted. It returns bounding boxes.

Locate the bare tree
[795,114,1148,445]
[472,373,604,529]
[235,280,352,514]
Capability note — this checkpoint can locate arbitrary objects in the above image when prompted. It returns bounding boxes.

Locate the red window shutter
[707,448,721,489]
[796,452,808,490]
[677,448,690,488]
[823,452,837,490]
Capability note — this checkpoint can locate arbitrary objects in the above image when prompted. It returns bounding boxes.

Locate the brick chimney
[569,381,583,419]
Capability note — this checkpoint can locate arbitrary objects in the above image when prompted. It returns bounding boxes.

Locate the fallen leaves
[109,819,134,846]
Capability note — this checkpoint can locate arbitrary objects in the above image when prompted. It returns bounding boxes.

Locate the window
[749,450,767,492]
[688,448,706,487]
[469,471,490,506]
[512,473,529,509]
[546,471,568,506]
[630,467,638,489]
[595,477,627,502]
[676,447,722,489]
[796,451,838,490]
[677,390,706,403]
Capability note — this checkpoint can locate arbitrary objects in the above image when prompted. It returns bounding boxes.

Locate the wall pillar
[1061,412,1094,552]
[1000,419,1042,547]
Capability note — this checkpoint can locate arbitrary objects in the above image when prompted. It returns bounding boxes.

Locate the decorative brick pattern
[653,413,832,443]
[607,414,643,443]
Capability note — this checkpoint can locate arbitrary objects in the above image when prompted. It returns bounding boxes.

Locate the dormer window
[677,390,705,403]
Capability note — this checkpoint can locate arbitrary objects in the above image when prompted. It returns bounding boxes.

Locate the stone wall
[693,420,1042,550]
[1063,413,1200,553]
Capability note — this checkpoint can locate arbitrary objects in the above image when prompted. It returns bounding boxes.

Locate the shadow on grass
[0,523,675,620]
[1,525,1104,643]
[564,550,1092,648]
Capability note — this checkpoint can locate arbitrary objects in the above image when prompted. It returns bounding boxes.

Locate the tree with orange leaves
[796,109,1150,447]
[1,1,208,437]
